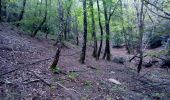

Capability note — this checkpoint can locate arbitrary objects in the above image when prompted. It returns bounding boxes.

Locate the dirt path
[0,23,170,100]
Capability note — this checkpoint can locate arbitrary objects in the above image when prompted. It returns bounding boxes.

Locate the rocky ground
[0,23,170,100]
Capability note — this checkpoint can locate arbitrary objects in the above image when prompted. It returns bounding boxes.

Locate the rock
[149,35,162,49]
[112,57,126,64]
[143,62,153,68]
[0,45,13,51]
[161,60,170,68]
[143,60,159,68]
[108,78,121,85]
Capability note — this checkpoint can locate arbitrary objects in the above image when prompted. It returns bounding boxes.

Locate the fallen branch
[27,70,51,86]
[0,57,53,77]
[86,65,97,70]
[22,79,40,85]
[129,54,147,62]
[28,69,80,100]
[129,55,139,62]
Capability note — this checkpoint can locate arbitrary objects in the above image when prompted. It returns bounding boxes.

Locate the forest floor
[0,23,170,100]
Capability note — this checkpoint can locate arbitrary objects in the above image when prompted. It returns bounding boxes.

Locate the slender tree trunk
[75,15,79,45]
[63,1,72,40]
[0,0,1,21]
[64,22,67,40]
[50,43,62,69]
[79,0,87,64]
[89,0,97,58]
[105,22,111,61]
[39,0,43,16]
[55,0,64,45]
[96,0,104,60]
[120,0,130,54]
[31,0,47,37]
[102,0,111,61]
[137,0,144,73]
[17,0,26,26]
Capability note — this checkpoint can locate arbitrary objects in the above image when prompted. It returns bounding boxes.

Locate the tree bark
[55,0,64,45]
[137,0,144,73]
[17,0,26,26]
[74,15,79,45]
[31,0,47,37]
[79,0,87,64]
[102,0,111,61]
[89,0,97,58]
[96,0,104,60]
[50,43,62,69]
[120,0,131,54]
[0,0,1,21]
[63,1,72,40]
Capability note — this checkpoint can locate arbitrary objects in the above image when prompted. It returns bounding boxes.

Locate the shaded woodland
[0,0,170,99]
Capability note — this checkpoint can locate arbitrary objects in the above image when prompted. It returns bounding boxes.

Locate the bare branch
[143,0,170,16]
[108,0,121,21]
[145,4,170,20]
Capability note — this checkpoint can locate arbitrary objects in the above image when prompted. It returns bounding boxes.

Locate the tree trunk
[102,0,111,61]
[0,0,1,21]
[63,1,72,40]
[54,0,64,45]
[31,0,47,37]
[137,0,144,73]
[89,0,97,58]
[105,22,111,61]
[64,22,67,40]
[17,0,26,26]
[120,0,131,54]
[96,0,103,60]
[79,0,87,64]
[50,43,62,69]
[74,15,79,45]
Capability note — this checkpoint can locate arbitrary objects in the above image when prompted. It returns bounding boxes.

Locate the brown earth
[0,23,170,100]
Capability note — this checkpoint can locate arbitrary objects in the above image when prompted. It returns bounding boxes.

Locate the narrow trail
[0,23,170,100]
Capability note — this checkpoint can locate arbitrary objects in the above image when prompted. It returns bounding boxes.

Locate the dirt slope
[0,23,170,100]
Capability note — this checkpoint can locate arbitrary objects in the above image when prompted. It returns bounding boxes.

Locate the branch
[143,0,170,16]
[108,0,121,21]
[0,57,53,77]
[28,69,80,100]
[145,5,170,20]
[27,70,51,86]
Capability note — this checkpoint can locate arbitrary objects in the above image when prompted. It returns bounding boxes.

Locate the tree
[120,0,130,54]
[63,0,73,40]
[96,0,104,60]
[55,0,65,45]
[80,0,87,64]
[50,43,62,70]
[0,0,1,21]
[89,0,98,58]
[144,0,170,20]
[135,0,145,73]
[73,13,79,45]
[31,0,48,37]
[17,0,27,26]
[102,0,113,61]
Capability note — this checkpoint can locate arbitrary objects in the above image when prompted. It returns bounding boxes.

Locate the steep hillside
[0,23,170,100]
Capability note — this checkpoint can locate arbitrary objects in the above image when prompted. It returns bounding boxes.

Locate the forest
[0,0,170,99]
